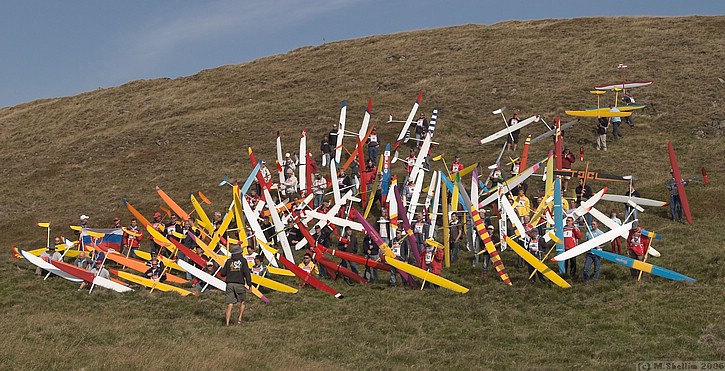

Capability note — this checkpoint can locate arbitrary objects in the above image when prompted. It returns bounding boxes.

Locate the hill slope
[1,16,724,369]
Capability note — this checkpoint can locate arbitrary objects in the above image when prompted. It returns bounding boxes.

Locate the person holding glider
[582,221,604,281]
[507,112,521,152]
[626,227,650,279]
[609,210,624,254]
[297,253,320,280]
[563,217,583,278]
[144,257,167,282]
[451,156,464,174]
[36,244,62,276]
[666,169,689,223]
[220,245,253,326]
[449,213,462,264]
[596,116,608,151]
[609,104,623,141]
[523,225,546,283]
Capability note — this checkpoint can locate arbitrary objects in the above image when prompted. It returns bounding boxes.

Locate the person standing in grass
[220,245,253,326]
[337,227,360,282]
[320,137,332,167]
[312,172,327,209]
[563,217,582,278]
[609,104,623,141]
[506,112,521,152]
[583,221,604,281]
[367,128,380,164]
[480,224,498,279]
[419,240,444,289]
[449,213,462,264]
[561,148,576,192]
[609,210,623,254]
[123,218,143,259]
[624,183,640,227]
[626,227,650,279]
[414,112,427,148]
[666,169,689,223]
[362,231,380,283]
[596,116,608,151]
[387,229,408,287]
[523,225,546,283]
[622,93,636,127]
[512,188,531,220]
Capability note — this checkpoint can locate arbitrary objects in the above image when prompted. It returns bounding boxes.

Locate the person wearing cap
[36,244,62,276]
[507,112,521,152]
[626,227,650,279]
[583,221,604,281]
[75,215,90,238]
[523,224,547,283]
[220,245,253,326]
[110,216,122,229]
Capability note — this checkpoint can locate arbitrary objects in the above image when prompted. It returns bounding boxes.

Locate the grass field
[1,16,724,369]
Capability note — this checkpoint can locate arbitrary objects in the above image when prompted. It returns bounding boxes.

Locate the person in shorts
[220,245,253,326]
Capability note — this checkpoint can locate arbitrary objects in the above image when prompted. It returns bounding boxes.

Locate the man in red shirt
[561,148,576,192]
[627,227,650,279]
[451,156,464,174]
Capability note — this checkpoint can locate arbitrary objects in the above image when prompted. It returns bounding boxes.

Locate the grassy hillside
[1,16,724,369]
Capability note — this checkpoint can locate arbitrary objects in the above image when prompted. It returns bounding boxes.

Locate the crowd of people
[29,97,690,325]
